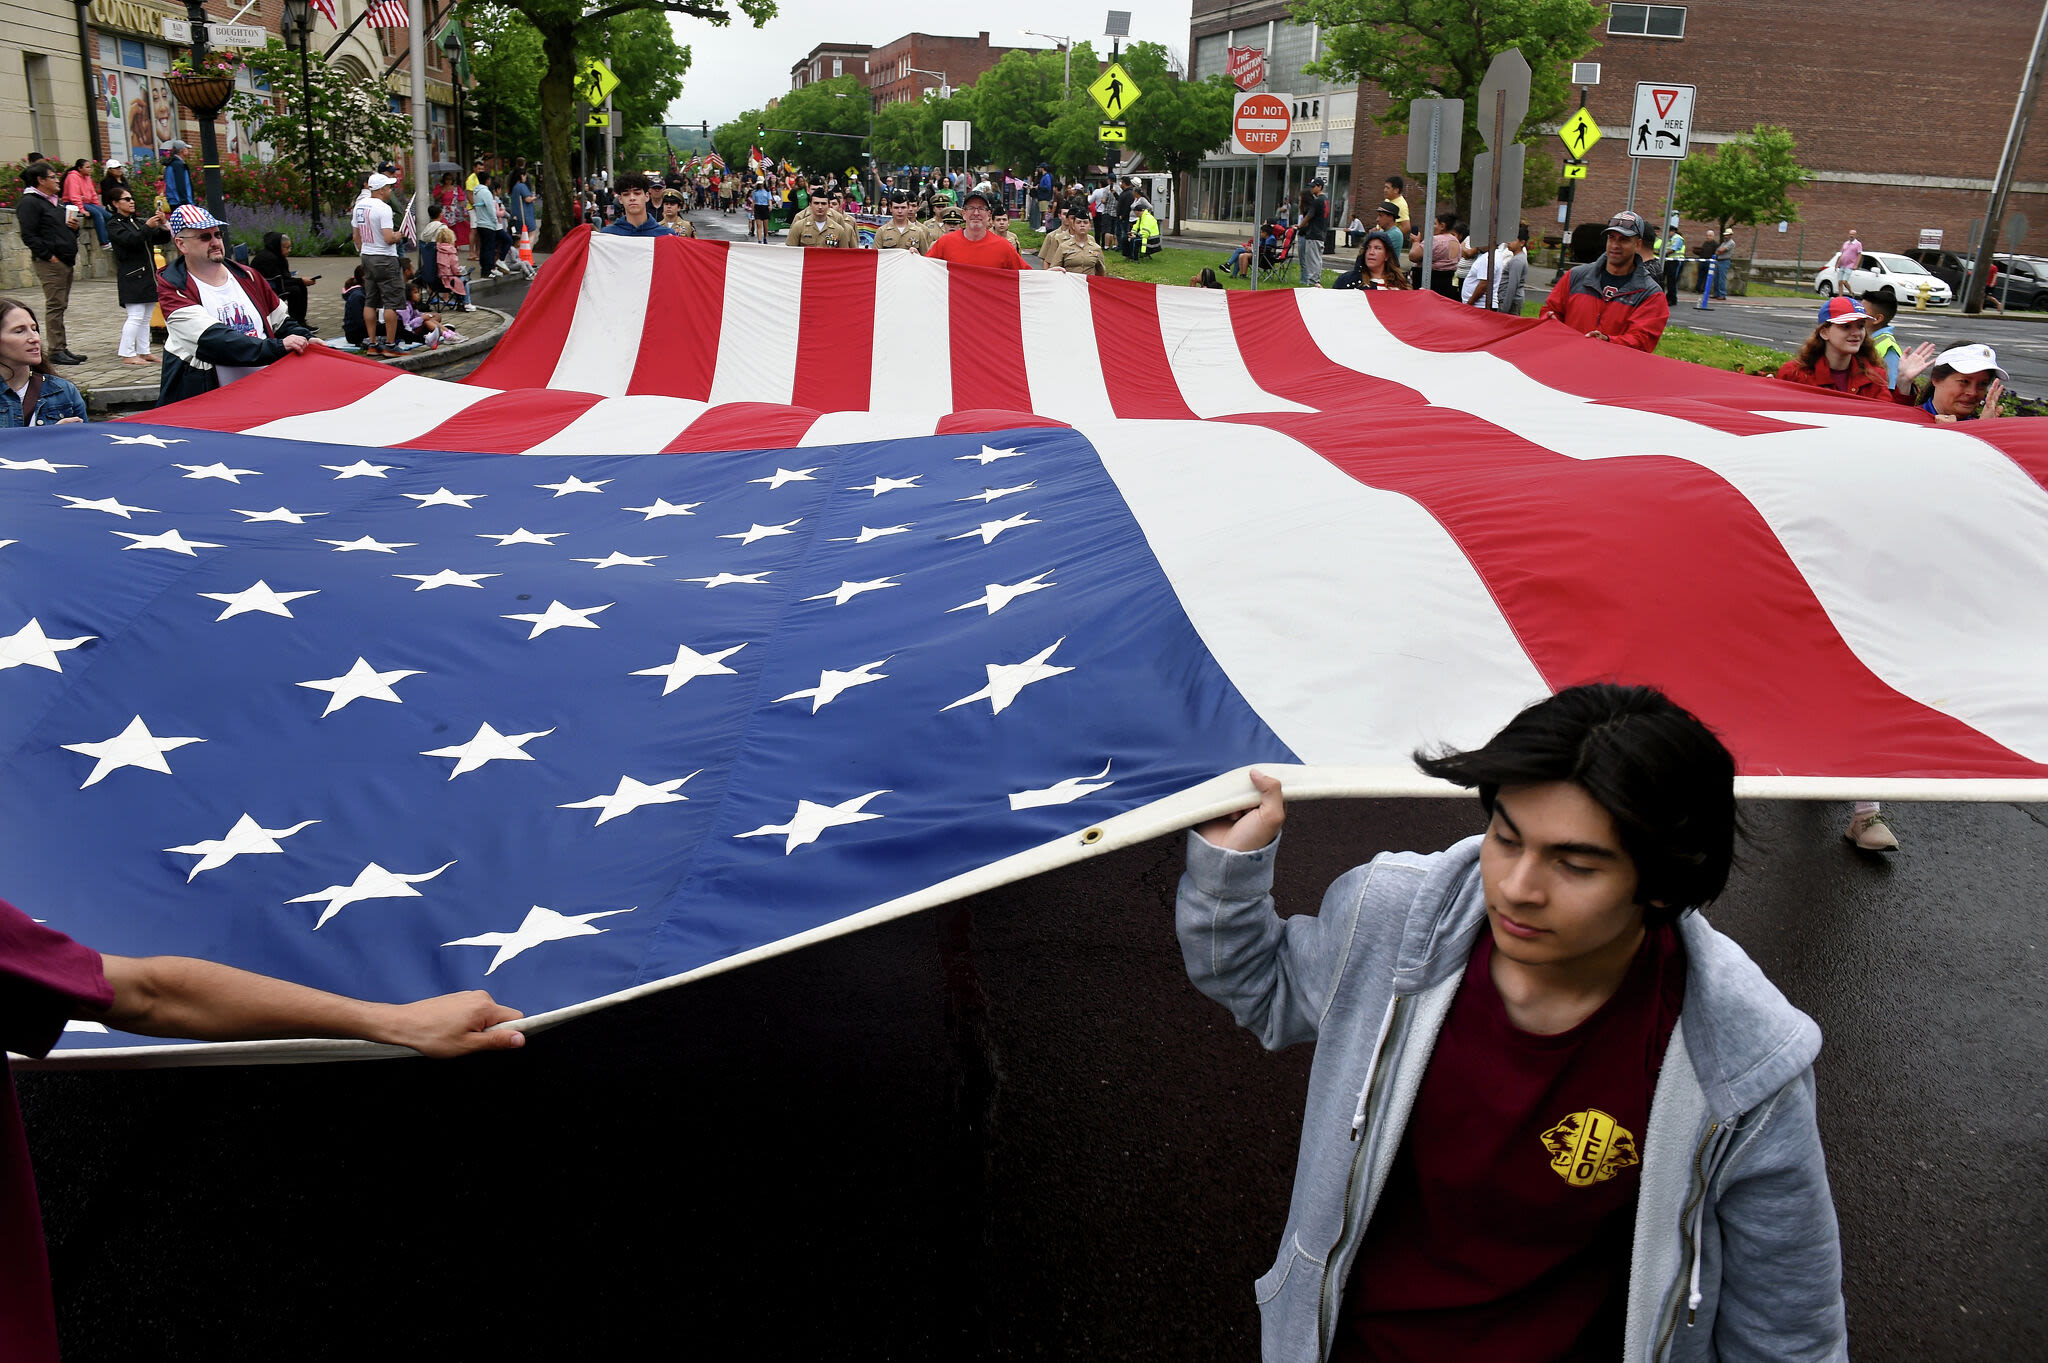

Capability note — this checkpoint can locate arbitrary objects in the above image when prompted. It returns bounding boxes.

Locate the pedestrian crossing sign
[1088,63,1142,119]
[1563,161,1588,179]
[1558,107,1602,158]
[577,58,620,109]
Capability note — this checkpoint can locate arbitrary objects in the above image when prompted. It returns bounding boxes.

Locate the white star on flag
[680,571,771,589]
[956,482,1037,504]
[558,772,701,826]
[165,814,319,881]
[631,642,746,694]
[394,569,500,591]
[719,519,801,545]
[942,638,1074,716]
[1007,761,1115,810]
[479,528,567,546]
[848,475,920,496]
[198,580,319,621]
[323,460,397,480]
[735,790,889,854]
[621,497,701,519]
[404,488,487,508]
[0,618,95,672]
[828,524,914,544]
[114,528,221,556]
[444,904,636,974]
[502,600,612,639]
[957,445,1026,465]
[174,462,260,482]
[776,659,890,713]
[802,578,898,606]
[1,457,84,472]
[750,466,819,490]
[287,860,456,930]
[297,657,423,716]
[57,493,156,518]
[945,513,1039,546]
[234,507,325,524]
[105,433,185,446]
[572,551,665,569]
[319,535,416,554]
[421,722,555,779]
[60,715,205,788]
[536,475,611,497]
[948,571,1057,615]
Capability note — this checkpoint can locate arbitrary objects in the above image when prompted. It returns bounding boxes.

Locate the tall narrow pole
[604,92,616,181]
[1251,151,1262,291]
[1420,100,1441,295]
[1658,159,1679,290]
[408,0,430,235]
[1965,0,2048,313]
[182,0,227,218]
[1625,156,1640,214]
[297,20,321,237]
[1483,88,1505,310]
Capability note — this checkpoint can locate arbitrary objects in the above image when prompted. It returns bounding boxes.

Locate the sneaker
[1844,810,1899,852]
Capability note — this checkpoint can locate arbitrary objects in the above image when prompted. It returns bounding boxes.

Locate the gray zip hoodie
[1177,830,1848,1363]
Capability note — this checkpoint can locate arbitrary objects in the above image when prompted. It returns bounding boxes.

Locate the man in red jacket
[1538,210,1670,351]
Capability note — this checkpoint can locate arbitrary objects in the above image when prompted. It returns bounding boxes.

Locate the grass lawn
[1513,296,1789,372]
[1741,281,1811,299]
[1013,223,1336,289]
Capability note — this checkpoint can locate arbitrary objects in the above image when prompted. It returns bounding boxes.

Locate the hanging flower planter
[166,73,236,115]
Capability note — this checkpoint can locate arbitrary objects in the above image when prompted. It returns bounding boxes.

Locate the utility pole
[408,0,430,235]
[180,0,228,218]
[1964,0,2048,314]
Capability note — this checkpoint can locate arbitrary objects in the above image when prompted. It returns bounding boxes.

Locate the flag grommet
[1082,827,1104,844]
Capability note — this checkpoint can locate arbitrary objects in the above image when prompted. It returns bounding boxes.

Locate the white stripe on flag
[709,244,804,406]
[865,250,952,417]
[1080,416,1549,765]
[245,373,494,446]
[800,409,940,446]
[1295,291,2048,763]
[1154,288,1315,418]
[1018,270,1116,425]
[520,395,712,455]
[549,235,655,396]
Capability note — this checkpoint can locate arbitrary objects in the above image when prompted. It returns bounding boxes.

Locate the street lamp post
[907,67,951,182]
[280,0,321,239]
[1019,30,1074,95]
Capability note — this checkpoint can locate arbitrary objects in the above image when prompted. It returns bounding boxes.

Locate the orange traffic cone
[518,226,535,268]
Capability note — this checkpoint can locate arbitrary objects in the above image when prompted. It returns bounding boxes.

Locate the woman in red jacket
[1772,296,1899,400]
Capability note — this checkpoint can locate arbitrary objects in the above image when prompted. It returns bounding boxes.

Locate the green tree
[967,48,1069,172]
[593,10,690,141]
[1675,123,1810,241]
[869,98,934,171]
[1294,0,1601,220]
[462,5,544,164]
[479,0,775,245]
[712,108,765,171]
[226,40,413,221]
[1118,41,1235,233]
[758,74,872,174]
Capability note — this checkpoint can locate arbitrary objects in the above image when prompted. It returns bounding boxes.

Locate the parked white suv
[1812,251,1953,307]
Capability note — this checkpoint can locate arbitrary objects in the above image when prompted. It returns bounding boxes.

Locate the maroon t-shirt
[1334,925,1685,1363]
[2,897,111,1363]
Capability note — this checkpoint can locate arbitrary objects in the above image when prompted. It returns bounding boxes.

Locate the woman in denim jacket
[0,299,87,426]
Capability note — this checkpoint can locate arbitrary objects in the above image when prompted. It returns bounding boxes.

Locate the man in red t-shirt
[922,185,1027,270]
[1,898,523,1360]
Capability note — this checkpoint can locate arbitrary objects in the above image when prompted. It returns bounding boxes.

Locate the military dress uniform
[874,219,925,253]
[919,207,964,252]
[786,212,859,249]
[1040,227,1107,275]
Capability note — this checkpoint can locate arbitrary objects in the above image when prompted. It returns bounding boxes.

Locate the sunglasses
[183,228,223,241]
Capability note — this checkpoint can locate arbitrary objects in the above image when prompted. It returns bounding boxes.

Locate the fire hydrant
[1916,279,1933,312]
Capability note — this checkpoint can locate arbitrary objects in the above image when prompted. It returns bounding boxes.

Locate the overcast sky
[662,1,1198,125]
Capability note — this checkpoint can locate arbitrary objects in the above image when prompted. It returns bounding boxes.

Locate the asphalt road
[1671,295,2048,396]
[18,797,2046,1361]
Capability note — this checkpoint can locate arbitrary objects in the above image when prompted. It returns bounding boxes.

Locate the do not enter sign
[1232,92,1291,156]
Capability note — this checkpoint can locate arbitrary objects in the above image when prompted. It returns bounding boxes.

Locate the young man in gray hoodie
[1178,683,1845,1362]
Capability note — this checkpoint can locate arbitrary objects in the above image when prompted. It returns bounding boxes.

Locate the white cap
[104,159,124,171]
[366,172,397,190]
[1933,343,2006,381]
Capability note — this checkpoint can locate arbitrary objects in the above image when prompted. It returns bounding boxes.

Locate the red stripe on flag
[393,390,606,452]
[947,265,1031,412]
[1087,275,1198,420]
[937,409,1071,436]
[1239,409,2046,780]
[130,348,398,432]
[465,226,593,391]
[791,248,876,412]
[666,402,822,453]
[1949,420,2048,494]
[1223,290,1430,412]
[629,236,729,400]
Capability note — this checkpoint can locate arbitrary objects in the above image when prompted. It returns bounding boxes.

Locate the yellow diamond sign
[1088,62,1142,118]
[577,57,620,108]
[1558,107,1602,158]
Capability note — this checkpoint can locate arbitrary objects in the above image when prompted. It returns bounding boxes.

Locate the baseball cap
[166,203,226,233]
[166,139,191,152]
[1605,210,1647,239]
[1815,295,1877,328]
[1376,200,1400,216]
[366,172,397,190]
[960,185,996,209]
[1933,343,2007,381]
[1309,177,1326,188]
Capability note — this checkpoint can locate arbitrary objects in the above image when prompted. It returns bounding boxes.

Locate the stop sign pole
[1233,92,1291,290]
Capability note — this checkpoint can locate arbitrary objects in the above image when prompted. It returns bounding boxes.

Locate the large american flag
[9,228,2046,1062]
[365,0,408,28]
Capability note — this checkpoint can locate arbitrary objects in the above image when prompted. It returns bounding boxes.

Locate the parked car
[1906,247,1972,294]
[1812,250,1953,306]
[1984,254,2048,310]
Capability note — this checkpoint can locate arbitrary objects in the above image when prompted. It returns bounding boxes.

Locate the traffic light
[701,120,709,138]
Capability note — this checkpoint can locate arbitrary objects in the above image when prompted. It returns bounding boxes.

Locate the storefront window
[98,35,180,165]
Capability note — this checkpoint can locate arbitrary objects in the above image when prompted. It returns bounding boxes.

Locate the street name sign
[1628,82,1694,159]
[1559,108,1602,158]
[1088,63,1141,119]
[1232,93,1291,156]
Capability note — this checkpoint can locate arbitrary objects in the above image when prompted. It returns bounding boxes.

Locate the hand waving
[1896,342,1938,391]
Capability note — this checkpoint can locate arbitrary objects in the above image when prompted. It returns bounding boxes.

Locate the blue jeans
[78,203,109,246]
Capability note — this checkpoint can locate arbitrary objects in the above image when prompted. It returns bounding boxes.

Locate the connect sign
[1231,92,1290,157]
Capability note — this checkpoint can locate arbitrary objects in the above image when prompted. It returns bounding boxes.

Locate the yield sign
[1651,87,1680,117]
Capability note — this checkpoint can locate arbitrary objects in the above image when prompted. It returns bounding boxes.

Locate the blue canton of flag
[0,427,1293,1053]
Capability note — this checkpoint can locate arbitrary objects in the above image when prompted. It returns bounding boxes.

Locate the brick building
[1188,0,2048,265]
[867,31,1023,107]
[791,42,870,91]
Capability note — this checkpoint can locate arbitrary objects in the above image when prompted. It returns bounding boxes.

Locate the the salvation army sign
[1225,45,1266,91]
[1232,92,1291,156]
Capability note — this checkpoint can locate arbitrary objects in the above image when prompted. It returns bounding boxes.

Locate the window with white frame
[1607,4,1685,37]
